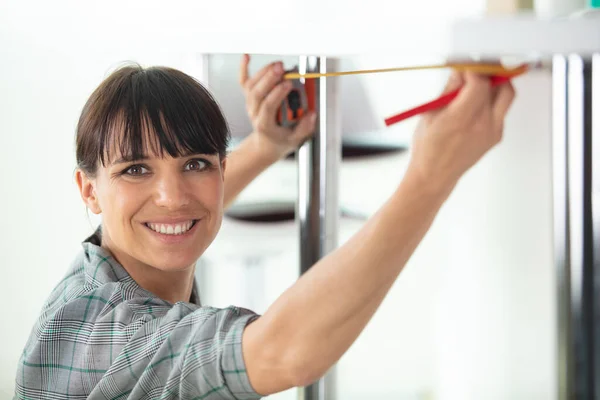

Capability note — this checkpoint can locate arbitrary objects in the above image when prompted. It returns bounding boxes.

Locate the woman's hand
[239,54,317,161]
[408,69,516,194]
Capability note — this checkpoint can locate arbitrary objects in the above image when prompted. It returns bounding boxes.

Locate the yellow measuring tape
[279,62,531,127]
[283,63,524,80]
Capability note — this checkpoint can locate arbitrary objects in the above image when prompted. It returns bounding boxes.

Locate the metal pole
[553,53,598,399]
[297,55,341,400]
[552,53,572,400]
[593,53,600,400]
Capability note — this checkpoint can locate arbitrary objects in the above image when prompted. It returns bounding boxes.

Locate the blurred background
[1,0,593,398]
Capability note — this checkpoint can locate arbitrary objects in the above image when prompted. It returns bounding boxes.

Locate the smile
[145,220,198,235]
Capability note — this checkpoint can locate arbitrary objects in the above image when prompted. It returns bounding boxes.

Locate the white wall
[1,3,557,400]
[431,69,556,399]
[0,32,100,398]
[0,28,208,397]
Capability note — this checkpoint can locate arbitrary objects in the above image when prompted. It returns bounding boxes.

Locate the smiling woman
[74,65,229,303]
[15,56,517,399]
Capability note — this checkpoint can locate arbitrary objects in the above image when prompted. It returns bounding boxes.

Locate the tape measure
[276,62,534,128]
[276,66,316,128]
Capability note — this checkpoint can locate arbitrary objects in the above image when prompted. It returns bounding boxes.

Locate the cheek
[115,185,145,211]
[98,182,146,225]
[195,174,224,211]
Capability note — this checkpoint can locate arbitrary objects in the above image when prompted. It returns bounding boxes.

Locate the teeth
[147,220,195,235]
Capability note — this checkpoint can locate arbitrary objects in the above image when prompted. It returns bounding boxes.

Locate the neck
[101,234,196,304]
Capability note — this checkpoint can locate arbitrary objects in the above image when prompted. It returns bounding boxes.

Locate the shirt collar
[82,225,202,306]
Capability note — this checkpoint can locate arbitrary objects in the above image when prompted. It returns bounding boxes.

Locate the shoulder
[15,228,263,399]
[23,235,159,347]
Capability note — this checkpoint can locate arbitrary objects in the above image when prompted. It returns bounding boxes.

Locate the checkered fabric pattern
[15,228,262,399]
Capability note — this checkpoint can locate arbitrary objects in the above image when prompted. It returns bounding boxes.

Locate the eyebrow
[111,156,148,165]
[111,152,217,166]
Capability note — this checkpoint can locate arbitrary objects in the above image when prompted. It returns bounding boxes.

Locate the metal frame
[297,55,341,400]
[553,53,598,400]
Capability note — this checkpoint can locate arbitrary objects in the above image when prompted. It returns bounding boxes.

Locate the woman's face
[77,146,226,272]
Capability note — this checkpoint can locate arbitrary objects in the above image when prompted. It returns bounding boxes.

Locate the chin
[146,248,205,272]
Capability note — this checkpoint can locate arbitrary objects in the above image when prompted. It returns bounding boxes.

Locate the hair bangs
[77,64,230,175]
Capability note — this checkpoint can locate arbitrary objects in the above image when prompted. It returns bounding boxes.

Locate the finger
[289,112,318,145]
[239,54,250,86]
[492,80,516,122]
[448,71,491,115]
[245,61,280,93]
[420,67,466,119]
[440,69,465,95]
[441,56,483,93]
[247,63,285,117]
[250,62,285,104]
[258,80,293,119]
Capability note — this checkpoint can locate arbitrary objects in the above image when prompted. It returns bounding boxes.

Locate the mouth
[144,220,199,236]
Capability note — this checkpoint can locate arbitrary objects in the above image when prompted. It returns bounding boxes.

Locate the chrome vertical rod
[297,55,341,400]
[553,53,571,400]
[553,53,597,399]
[592,53,600,399]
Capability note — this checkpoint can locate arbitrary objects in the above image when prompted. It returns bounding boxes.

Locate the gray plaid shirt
[15,228,262,399]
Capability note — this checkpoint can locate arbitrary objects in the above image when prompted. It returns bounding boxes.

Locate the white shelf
[451,13,600,57]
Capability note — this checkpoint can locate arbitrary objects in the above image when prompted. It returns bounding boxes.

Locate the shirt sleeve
[90,304,262,400]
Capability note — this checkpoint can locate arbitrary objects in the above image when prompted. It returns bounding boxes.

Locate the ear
[220,157,227,181]
[75,169,102,214]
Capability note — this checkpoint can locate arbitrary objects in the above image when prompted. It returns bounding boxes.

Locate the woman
[15,55,515,399]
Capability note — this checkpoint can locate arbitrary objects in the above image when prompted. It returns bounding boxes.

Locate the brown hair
[75,63,230,177]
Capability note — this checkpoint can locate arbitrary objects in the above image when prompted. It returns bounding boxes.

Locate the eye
[124,164,149,176]
[185,159,209,171]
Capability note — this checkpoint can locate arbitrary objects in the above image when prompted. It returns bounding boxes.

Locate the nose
[153,173,190,211]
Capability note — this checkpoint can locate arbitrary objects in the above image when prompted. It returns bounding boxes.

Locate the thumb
[290,112,318,144]
[423,69,465,119]
[440,69,464,95]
